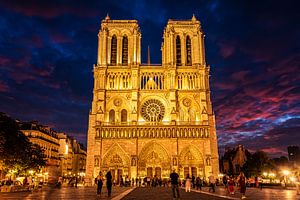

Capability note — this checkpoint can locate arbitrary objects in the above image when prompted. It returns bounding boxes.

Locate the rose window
[141,99,165,122]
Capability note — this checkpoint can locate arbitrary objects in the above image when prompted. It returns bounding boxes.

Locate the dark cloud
[0,0,299,153]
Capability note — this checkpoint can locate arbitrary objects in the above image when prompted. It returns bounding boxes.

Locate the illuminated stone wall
[85,15,219,184]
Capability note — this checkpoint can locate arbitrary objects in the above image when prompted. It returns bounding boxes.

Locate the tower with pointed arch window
[86,15,219,185]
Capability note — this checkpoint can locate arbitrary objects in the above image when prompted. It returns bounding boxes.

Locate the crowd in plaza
[92,169,300,199]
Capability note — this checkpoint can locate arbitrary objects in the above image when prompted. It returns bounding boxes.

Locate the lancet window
[186,36,192,65]
[122,35,128,65]
[121,109,127,123]
[109,109,115,123]
[140,72,165,90]
[111,35,117,65]
[176,36,181,66]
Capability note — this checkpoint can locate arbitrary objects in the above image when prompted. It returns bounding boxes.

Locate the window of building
[111,35,117,65]
[109,109,115,123]
[122,35,128,65]
[121,109,127,123]
[186,36,192,65]
[176,36,181,66]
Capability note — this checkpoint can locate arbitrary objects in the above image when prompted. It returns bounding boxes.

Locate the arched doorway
[138,142,170,178]
[102,144,130,184]
[179,145,204,178]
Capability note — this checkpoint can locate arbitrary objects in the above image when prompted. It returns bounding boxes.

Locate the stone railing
[94,121,209,139]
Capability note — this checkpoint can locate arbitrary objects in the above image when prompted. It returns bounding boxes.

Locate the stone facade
[85,15,219,184]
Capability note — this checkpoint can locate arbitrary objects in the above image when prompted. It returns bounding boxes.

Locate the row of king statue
[85,14,219,184]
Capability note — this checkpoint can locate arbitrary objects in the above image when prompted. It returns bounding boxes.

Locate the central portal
[138,142,171,178]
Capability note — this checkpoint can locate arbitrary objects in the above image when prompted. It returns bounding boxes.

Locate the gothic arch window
[186,35,192,65]
[121,109,127,123]
[176,35,181,66]
[109,109,115,123]
[122,35,128,65]
[111,35,117,65]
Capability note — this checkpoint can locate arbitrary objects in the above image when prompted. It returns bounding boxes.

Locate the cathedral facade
[85,15,219,184]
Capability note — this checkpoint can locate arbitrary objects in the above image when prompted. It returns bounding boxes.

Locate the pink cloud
[0,80,9,92]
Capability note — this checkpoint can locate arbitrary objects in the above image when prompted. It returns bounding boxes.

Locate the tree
[242,151,275,177]
[0,113,46,175]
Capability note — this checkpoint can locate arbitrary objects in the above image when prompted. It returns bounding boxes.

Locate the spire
[192,14,197,21]
[147,45,151,65]
[105,13,110,20]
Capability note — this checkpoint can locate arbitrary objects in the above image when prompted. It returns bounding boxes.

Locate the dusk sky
[0,0,299,157]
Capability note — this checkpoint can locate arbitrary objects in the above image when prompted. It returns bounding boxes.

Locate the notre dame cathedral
[85,15,219,184]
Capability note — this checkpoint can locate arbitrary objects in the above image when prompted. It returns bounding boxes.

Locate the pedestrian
[96,172,103,196]
[185,174,191,192]
[170,169,180,200]
[228,176,235,194]
[75,176,78,188]
[208,174,216,192]
[238,172,247,199]
[192,175,195,189]
[138,177,141,187]
[106,171,113,197]
[222,175,228,192]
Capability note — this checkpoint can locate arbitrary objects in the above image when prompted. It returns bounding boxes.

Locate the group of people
[95,171,112,197]
[222,172,247,199]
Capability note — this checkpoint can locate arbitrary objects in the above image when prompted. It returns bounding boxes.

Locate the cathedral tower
[85,15,219,185]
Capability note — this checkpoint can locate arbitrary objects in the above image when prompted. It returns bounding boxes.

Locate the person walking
[238,172,247,199]
[295,172,300,195]
[170,170,180,200]
[228,176,235,195]
[185,174,191,192]
[208,174,216,193]
[96,172,103,196]
[106,171,113,197]
[222,175,228,192]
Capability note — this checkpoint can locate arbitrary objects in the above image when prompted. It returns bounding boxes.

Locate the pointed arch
[121,109,127,122]
[179,145,204,167]
[139,141,170,168]
[122,35,128,65]
[176,35,181,66]
[111,35,117,65]
[109,109,115,123]
[186,35,192,65]
[102,143,130,167]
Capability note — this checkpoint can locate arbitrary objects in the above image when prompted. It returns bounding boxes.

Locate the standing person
[208,174,216,192]
[106,171,113,197]
[170,170,180,200]
[185,174,191,192]
[222,175,228,192]
[192,175,195,189]
[96,172,103,196]
[238,172,247,199]
[228,176,235,195]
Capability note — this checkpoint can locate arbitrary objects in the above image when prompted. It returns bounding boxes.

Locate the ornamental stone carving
[183,98,192,107]
[113,98,122,107]
[141,99,165,122]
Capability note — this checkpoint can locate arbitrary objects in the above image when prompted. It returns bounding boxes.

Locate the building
[86,15,219,184]
[20,122,86,181]
[58,133,87,177]
[20,122,61,183]
[287,145,300,164]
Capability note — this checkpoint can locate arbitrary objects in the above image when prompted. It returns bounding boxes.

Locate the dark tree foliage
[0,113,46,175]
[242,151,275,177]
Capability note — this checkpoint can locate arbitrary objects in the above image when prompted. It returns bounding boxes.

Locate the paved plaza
[0,186,299,200]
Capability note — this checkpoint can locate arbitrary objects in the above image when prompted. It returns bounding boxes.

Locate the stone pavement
[122,187,232,200]
[0,185,299,200]
[189,186,300,200]
[0,186,130,200]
